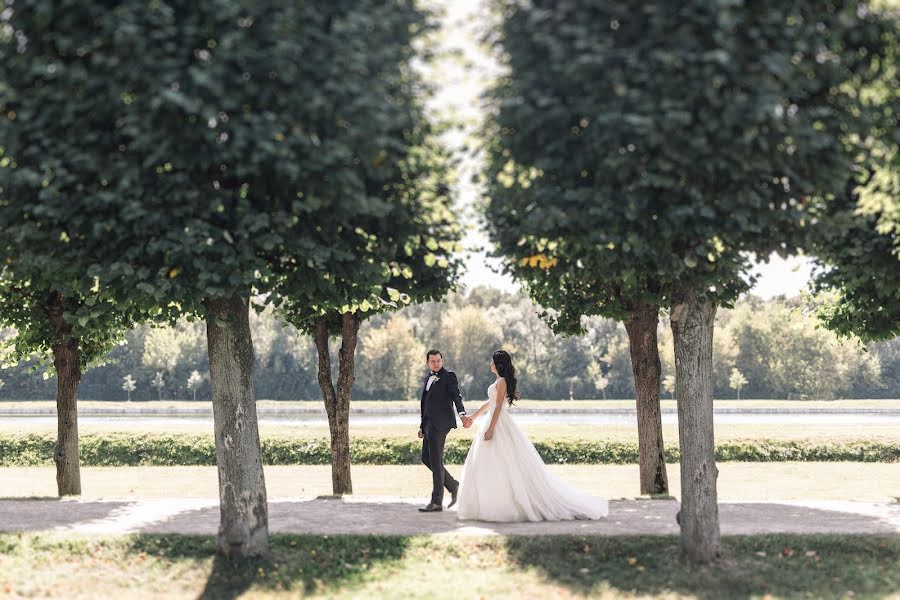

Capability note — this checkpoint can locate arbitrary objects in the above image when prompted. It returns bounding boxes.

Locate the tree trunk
[313,313,360,496]
[205,295,268,558]
[670,295,720,563]
[624,303,669,496]
[46,292,81,496]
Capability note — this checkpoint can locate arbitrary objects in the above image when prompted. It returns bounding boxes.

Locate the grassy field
[3,399,900,411]
[1,532,897,599]
[3,463,899,501]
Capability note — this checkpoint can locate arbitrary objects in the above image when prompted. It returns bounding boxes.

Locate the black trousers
[421,426,458,505]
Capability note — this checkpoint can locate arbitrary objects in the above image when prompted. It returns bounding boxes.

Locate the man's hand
[461,415,473,428]
[484,429,493,441]
[418,428,424,439]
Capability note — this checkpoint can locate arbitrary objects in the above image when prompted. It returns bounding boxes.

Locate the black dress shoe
[418,502,443,512]
[447,489,459,509]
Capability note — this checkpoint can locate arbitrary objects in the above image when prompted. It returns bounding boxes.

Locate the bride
[456,350,608,522]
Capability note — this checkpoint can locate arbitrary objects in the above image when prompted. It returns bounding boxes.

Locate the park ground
[1,401,898,598]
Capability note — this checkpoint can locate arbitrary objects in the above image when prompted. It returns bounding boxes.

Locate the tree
[141,324,196,398]
[481,5,675,497]
[0,263,132,495]
[459,373,475,402]
[482,0,894,562]
[728,369,748,401]
[2,0,443,557]
[587,362,609,400]
[187,370,205,402]
[266,3,462,496]
[811,166,900,342]
[440,305,504,397]
[663,375,676,400]
[150,371,165,401]
[122,375,136,402]
[809,30,899,343]
[356,315,426,400]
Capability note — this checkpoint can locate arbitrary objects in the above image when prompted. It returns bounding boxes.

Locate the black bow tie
[430,372,439,377]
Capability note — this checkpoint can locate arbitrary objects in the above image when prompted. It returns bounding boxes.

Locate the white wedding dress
[456,378,608,522]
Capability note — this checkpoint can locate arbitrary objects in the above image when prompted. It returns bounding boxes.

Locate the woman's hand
[484,429,494,441]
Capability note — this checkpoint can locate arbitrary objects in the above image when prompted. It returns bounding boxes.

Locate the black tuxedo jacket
[419,367,466,433]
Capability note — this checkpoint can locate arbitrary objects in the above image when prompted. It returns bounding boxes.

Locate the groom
[418,349,471,512]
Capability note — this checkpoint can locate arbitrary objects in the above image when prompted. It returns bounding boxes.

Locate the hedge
[0,434,897,466]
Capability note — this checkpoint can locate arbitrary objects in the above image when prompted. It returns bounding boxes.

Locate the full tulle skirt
[456,404,608,522]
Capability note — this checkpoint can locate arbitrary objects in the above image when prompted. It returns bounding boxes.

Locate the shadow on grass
[125,534,412,599]
[503,534,900,599]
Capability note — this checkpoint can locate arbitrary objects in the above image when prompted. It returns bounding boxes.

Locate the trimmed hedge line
[1,434,897,466]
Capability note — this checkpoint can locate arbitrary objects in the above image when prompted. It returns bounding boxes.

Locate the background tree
[122,375,136,402]
[663,375,676,400]
[356,315,426,400]
[267,3,462,496]
[728,369,748,401]
[150,371,165,401]
[587,362,609,401]
[187,370,204,402]
[482,0,895,562]
[0,260,132,495]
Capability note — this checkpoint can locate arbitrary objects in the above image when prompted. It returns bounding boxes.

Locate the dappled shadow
[503,501,900,599]
[503,533,900,599]
[123,533,412,599]
[0,498,134,531]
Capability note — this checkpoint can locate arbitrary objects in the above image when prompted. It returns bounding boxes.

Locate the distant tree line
[2,288,896,401]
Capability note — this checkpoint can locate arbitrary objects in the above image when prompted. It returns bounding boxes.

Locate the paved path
[1,497,898,537]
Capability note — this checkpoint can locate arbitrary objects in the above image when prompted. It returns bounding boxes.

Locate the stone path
[1,497,898,537]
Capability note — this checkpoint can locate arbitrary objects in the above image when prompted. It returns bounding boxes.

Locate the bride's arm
[484,379,507,440]
[469,401,490,420]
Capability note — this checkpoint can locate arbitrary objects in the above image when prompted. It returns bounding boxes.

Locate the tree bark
[670,295,720,563]
[205,295,268,558]
[45,292,81,496]
[624,303,669,496]
[313,313,359,496]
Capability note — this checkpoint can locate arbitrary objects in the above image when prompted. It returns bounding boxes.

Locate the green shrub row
[0,434,897,467]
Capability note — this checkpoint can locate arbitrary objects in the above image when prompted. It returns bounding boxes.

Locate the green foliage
[1,432,896,466]
[810,160,900,341]
[481,0,897,329]
[272,13,463,335]
[0,0,456,328]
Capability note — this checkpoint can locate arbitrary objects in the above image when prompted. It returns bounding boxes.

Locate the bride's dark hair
[492,350,520,406]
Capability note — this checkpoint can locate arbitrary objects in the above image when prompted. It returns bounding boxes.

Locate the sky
[426,0,816,300]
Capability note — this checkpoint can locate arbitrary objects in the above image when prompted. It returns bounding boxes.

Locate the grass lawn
[3,462,898,502]
[0,532,897,599]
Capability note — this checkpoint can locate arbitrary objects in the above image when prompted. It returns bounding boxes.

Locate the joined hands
[461,415,473,428]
